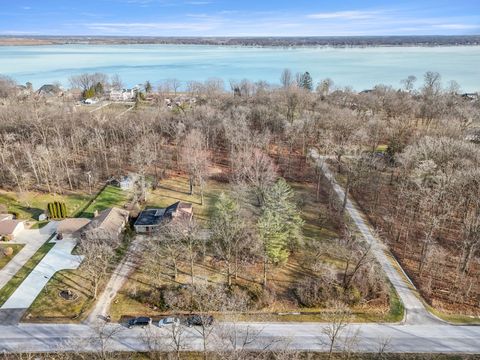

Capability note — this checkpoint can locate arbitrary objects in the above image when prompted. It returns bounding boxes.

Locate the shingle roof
[0,220,23,235]
[85,207,129,236]
[134,208,164,226]
[0,214,13,222]
[134,202,193,227]
[57,218,91,235]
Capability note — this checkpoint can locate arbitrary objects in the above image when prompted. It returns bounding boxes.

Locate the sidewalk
[0,222,57,290]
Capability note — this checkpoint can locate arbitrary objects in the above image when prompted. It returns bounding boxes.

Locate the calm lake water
[1,44,479,92]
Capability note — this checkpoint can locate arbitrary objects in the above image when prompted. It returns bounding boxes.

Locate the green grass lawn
[25,269,95,323]
[0,244,24,270]
[77,185,130,218]
[0,190,92,221]
[0,241,54,306]
[147,175,230,224]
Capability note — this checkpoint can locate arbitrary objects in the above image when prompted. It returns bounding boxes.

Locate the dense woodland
[0,70,479,315]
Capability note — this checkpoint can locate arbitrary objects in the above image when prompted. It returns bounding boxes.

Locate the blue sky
[0,0,479,36]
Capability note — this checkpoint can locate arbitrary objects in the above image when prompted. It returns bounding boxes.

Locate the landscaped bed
[0,244,24,270]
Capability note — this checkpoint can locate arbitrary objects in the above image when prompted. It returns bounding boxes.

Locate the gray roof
[37,84,61,94]
[134,208,165,227]
[134,202,193,227]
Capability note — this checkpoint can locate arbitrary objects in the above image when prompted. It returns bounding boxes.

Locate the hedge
[47,201,67,219]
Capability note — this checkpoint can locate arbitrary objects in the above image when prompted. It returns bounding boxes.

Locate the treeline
[2,35,480,47]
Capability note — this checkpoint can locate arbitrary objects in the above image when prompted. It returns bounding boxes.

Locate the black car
[127,317,152,329]
[186,314,214,327]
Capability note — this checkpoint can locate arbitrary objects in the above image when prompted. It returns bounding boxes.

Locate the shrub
[2,235,12,242]
[47,201,67,219]
[293,277,339,307]
[246,283,276,309]
[3,247,13,257]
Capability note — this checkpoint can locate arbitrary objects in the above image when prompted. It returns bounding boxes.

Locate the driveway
[310,150,439,325]
[0,222,57,290]
[0,237,83,322]
[87,236,145,324]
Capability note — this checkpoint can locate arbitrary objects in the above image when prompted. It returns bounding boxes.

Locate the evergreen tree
[258,178,304,287]
[144,80,152,93]
[300,71,313,91]
[94,82,104,95]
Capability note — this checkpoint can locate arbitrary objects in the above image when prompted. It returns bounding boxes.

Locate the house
[37,84,62,97]
[57,218,91,238]
[0,214,14,222]
[461,93,479,101]
[0,220,25,240]
[134,201,193,234]
[108,88,135,101]
[84,207,129,238]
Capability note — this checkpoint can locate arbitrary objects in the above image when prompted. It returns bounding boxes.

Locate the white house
[0,220,25,240]
[109,89,135,102]
[0,214,13,222]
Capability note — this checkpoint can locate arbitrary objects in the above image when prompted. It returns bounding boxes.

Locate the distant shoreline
[1,35,480,47]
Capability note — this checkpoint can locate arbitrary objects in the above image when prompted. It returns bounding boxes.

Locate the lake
[1,44,479,92]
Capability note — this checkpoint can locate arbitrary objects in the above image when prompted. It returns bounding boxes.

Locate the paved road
[310,150,439,325]
[0,322,478,353]
[0,222,57,290]
[87,236,145,324]
[2,238,83,310]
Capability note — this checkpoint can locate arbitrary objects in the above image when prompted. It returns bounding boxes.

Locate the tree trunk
[190,256,195,285]
[316,172,321,201]
[173,259,178,281]
[263,258,268,288]
[342,176,351,213]
[227,261,232,286]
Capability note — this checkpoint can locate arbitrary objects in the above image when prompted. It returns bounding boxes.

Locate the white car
[158,317,181,327]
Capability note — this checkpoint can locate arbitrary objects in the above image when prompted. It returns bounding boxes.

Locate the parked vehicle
[158,317,181,327]
[186,314,214,327]
[127,317,152,329]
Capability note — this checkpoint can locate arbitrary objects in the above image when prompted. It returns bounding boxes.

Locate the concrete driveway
[310,150,440,325]
[0,222,58,290]
[0,237,83,324]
